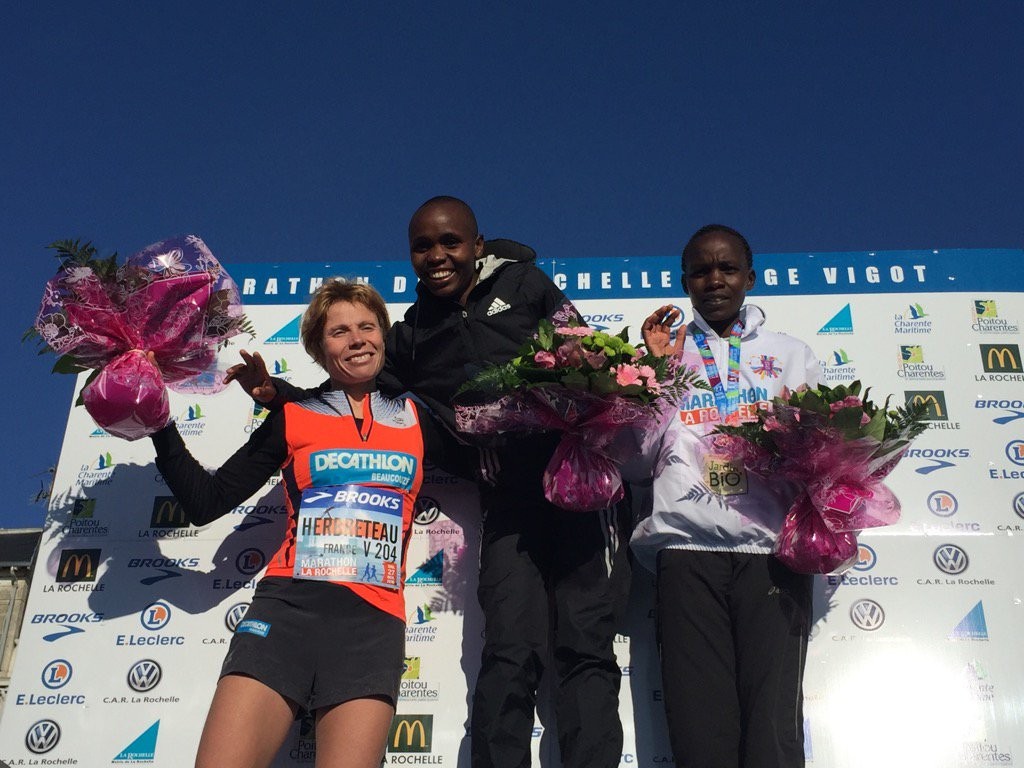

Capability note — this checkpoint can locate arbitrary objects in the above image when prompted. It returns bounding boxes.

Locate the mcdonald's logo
[150,496,188,528]
[905,391,947,421]
[980,344,1022,373]
[56,549,101,583]
[388,714,433,753]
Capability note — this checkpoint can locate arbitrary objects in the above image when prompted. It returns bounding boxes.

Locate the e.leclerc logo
[826,544,898,587]
[116,601,184,648]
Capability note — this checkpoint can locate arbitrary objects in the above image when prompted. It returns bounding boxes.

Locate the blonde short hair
[300,280,391,369]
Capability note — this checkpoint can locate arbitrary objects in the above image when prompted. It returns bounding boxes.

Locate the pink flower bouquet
[455,319,707,512]
[33,236,252,440]
[710,381,928,573]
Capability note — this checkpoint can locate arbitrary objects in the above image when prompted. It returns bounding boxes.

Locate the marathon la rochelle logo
[927,490,958,518]
[750,355,782,379]
[849,599,885,631]
[128,660,162,693]
[140,601,172,631]
[236,548,267,576]
[26,719,61,754]
[933,544,969,575]
[41,659,73,689]
[225,603,250,632]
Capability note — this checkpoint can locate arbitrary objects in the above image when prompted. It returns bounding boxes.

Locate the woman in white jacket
[633,224,822,768]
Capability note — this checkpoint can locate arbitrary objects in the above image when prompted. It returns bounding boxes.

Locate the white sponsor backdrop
[2,249,1022,767]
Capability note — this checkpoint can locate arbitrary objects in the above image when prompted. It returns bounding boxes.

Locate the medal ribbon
[692,319,744,425]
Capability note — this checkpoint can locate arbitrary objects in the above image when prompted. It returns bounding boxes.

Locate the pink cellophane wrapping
[35,235,245,440]
[706,402,909,574]
[456,387,674,512]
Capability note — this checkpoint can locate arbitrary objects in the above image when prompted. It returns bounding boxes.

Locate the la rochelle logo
[933,544,969,575]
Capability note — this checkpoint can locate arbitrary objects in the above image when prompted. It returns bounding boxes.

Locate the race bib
[293,484,402,589]
[704,456,748,496]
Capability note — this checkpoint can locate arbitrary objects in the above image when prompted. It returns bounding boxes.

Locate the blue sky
[3,2,1021,528]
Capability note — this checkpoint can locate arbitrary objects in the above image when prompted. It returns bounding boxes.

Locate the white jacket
[630,304,822,571]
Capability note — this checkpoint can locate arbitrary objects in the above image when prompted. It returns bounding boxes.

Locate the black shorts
[220,576,404,711]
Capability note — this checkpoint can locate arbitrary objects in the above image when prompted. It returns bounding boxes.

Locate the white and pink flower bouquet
[455,319,707,512]
[710,381,928,573]
[30,236,253,440]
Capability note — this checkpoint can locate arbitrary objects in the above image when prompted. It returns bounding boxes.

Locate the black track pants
[656,549,812,768]
[470,490,631,768]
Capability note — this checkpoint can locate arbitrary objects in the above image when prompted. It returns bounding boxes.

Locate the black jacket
[378,239,579,439]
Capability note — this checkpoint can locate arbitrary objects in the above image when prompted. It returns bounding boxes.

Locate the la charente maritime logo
[818,304,853,335]
[893,302,932,334]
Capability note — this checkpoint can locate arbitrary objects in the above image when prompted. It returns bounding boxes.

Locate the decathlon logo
[852,544,877,571]
[927,490,958,518]
[25,719,61,754]
[849,599,885,631]
[225,603,250,632]
[235,548,266,575]
[1005,440,1024,466]
[140,601,172,631]
[128,660,162,692]
[413,496,441,526]
[388,714,433,752]
[41,659,72,689]
[933,544,969,575]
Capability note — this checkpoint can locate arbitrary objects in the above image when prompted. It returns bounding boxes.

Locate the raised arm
[151,413,286,526]
[641,305,686,358]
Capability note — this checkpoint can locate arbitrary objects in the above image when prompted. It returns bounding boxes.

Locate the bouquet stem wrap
[35,235,246,440]
[707,400,910,574]
[457,387,664,512]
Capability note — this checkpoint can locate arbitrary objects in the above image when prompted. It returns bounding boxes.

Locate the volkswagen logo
[127,660,162,693]
[1014,492,1024,520]
[933,544,969,575]
[26,719,61,754]
[849,599,885,631]
[225,602,250,632]
[413,496,441,526]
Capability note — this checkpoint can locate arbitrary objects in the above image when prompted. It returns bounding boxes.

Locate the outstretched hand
[640,305,686,358]
[225,350,278,403]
